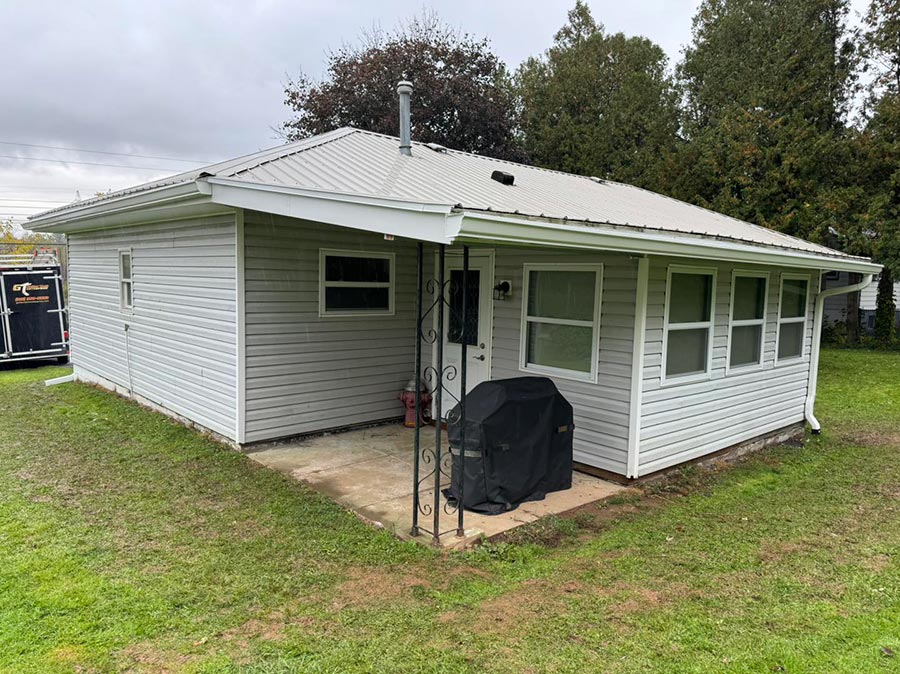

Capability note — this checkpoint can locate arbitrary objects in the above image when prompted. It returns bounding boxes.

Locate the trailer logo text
[11,282,51,304]
[13,282,49,297]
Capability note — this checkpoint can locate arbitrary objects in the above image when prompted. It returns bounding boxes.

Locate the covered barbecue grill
[446,376,573,514]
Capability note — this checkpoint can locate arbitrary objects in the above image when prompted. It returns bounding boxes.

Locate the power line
[0,140,213,164]
[0,198,68,204]
[0,154,183,171]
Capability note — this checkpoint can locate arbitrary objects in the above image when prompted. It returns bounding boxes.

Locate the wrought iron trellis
[410,242,470,544]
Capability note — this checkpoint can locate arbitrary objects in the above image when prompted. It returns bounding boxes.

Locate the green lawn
[1,350,900,673]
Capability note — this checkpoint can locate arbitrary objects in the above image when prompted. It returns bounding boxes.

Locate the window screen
[320,250,393,315]
[777,277,808,361]
[522,267,600,379]
[729,274,767,369]
[119,251,133,311]
[665,269,715,379]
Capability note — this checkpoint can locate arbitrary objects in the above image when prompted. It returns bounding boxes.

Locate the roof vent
[491,170,514,186]
[397,81,413,156]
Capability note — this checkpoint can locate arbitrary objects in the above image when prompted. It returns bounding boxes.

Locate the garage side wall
[638,257,817,476]
[67,215,238,439]
[242,210,417,443]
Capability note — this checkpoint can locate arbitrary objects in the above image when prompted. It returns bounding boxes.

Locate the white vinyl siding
[242,211,417,443]
[520,264,603,382]
[639,257,816,475]
[492,249,636,475]
[67,215,238,439]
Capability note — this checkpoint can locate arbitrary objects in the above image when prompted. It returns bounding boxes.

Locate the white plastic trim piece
[45,373,74,386]
[805,272,874,432]
[627,256,649,478]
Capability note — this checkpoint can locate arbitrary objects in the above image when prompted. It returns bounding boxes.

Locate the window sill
[520,362,596,384]
[725,361,764,376]
[659,371,711,387]
[319,309,395,318]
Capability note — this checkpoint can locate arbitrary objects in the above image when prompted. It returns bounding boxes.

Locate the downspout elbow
[805,272,875,433]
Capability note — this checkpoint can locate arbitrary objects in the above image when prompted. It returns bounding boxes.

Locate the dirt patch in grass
[332,566,432,609]
[117,641,200,674]
[757,539,812,564]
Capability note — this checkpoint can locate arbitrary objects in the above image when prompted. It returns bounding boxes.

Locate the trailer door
[0,270,66,357]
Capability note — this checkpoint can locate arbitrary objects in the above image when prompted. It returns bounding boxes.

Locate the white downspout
[805,272,874,433]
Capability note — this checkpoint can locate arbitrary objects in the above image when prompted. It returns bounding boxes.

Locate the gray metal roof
[33,127,851,258]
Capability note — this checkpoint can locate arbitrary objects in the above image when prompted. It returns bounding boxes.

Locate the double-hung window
[728,272,768,370]
[119,250,133,311]
[663,267,716,382]
[776,274,809,362]
[520,264,602,382]
[319,249,394,317]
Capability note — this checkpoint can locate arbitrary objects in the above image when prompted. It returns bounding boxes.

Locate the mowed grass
[1,349,899,673]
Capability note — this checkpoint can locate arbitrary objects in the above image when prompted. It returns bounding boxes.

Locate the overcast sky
[0,0,870,230]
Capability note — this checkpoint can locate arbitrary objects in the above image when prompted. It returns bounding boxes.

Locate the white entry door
[441,252,493,408]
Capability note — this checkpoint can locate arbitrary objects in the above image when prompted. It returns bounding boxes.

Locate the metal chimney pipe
[397,80,412,156]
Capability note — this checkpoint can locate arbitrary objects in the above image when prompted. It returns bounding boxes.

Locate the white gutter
[805,272,875,433]
[456,212,881,275]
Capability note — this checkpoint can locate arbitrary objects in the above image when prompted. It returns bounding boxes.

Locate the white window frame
[318,248,395,318]
[118,248,133,312]
[775,272,811,364]
[726,270,769,374]
[519,263,603,383]
[661,265,717,386]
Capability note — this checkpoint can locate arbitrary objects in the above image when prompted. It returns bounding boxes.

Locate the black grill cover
[445,377,573,515]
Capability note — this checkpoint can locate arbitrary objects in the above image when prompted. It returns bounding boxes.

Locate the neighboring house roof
[29,127,880,273]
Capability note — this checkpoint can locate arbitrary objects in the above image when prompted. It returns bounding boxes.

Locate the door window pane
[527,270,596,321]
[669,273,713,323]
[730,324,762,367]
[778,322,804,359]
[733,276,766,320]
[448,269,479,346]
[526,322,593,373]
[665,328,709,376]
[780,279,808,318]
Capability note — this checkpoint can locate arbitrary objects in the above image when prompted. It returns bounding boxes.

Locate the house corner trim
[627,255,649,478]
[235,208,247,444]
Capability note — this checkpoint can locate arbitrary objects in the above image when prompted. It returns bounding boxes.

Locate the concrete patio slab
[247,423,626,548]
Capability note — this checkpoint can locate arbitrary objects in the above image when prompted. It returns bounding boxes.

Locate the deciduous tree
[281,12,522,160]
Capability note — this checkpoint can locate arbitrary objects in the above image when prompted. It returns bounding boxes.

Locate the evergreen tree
[516,1,680,188]
[672,0,858,242]
[861,0,900,342]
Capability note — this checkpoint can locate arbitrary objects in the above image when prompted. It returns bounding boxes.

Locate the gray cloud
[0,0,869,226]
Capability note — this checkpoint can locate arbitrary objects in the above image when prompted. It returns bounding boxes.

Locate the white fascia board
[455,212,882,274]
[27,182,216,233]
[206,177,455,244]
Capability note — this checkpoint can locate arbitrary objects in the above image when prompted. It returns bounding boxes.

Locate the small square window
[319,250,394,316]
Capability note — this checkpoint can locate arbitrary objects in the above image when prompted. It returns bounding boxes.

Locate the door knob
[473,354,485,361]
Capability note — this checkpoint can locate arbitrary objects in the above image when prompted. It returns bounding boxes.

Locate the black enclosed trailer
[0,252,68,364]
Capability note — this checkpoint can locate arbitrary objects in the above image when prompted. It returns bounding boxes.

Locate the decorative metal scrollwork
[410,242,471,543]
